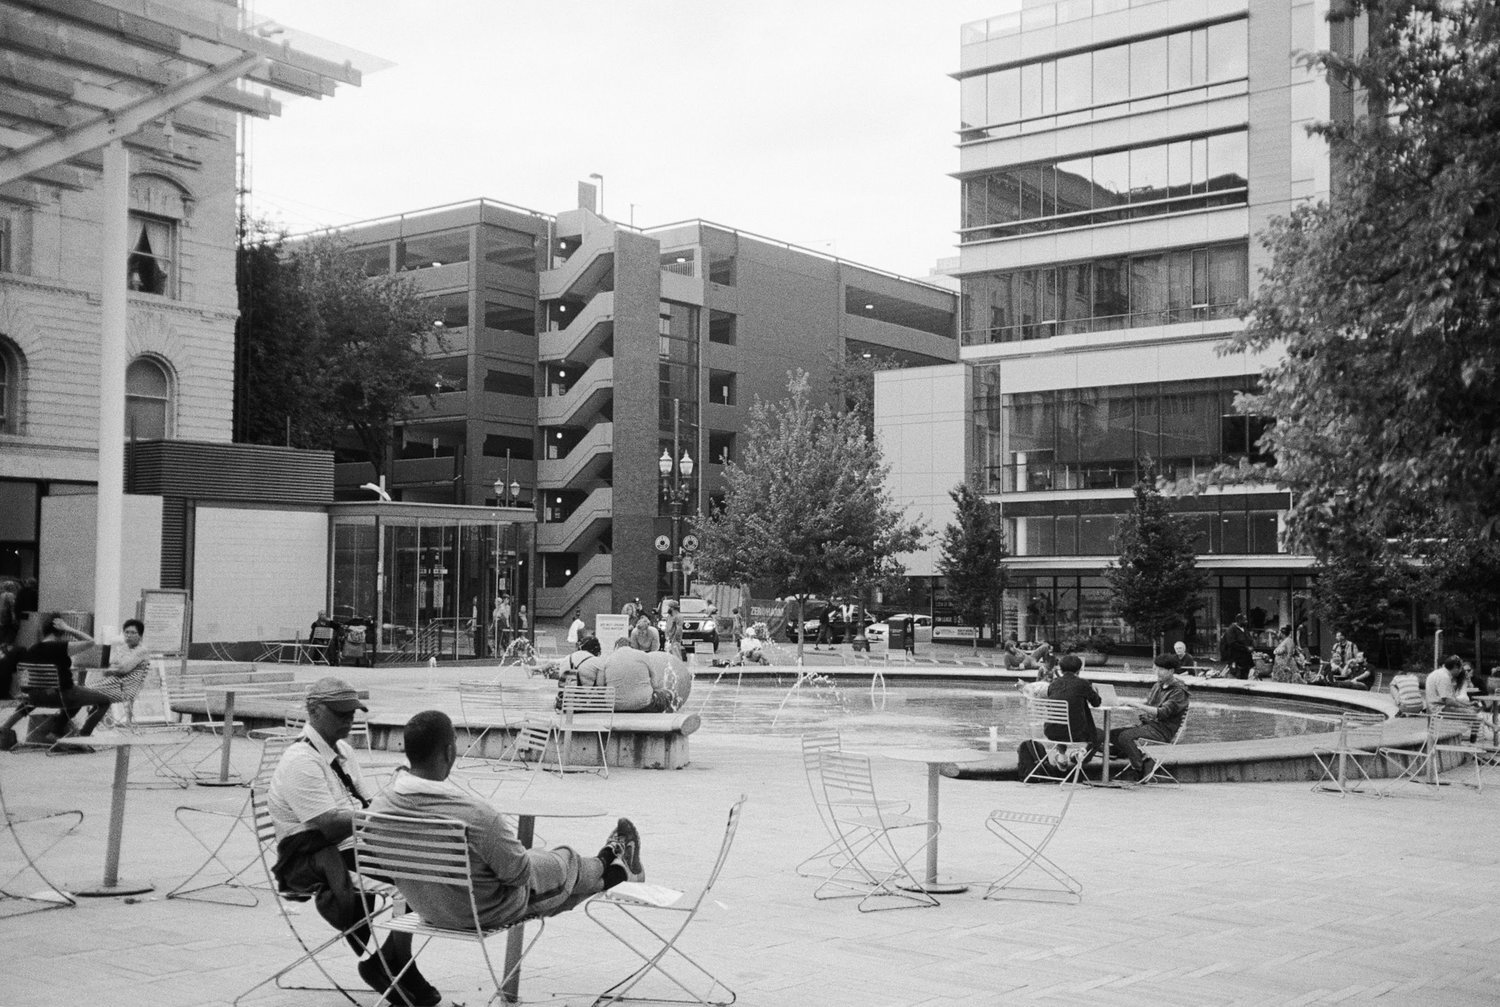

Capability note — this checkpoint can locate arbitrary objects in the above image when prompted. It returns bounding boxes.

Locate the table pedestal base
[899,877,969,894]
[73,879,154,898]
[194,778,244,788]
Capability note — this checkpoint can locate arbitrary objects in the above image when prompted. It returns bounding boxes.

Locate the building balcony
[538,357,613,427]
[537,422,613,490]
[539,291,614,363]
[536,486,612,552]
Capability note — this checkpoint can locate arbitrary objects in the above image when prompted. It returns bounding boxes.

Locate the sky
[245,0,1008,280]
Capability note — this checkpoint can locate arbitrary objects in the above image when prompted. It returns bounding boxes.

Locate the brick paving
[3,662,1496,1006]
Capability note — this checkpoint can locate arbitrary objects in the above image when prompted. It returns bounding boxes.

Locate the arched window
[0,339,19,434]
[125,356,171,440]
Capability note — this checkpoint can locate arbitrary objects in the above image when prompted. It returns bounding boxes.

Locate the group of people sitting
[544,632,687,713]
[1388,654,1488,718]
[267,677,645,1007]
[1028,652,1191,783]
[0,612,154,750]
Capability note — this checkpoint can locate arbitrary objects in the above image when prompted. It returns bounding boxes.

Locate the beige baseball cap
[306,676,368,712]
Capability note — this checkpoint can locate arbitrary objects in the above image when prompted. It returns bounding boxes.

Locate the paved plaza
[3,663,1497,1006]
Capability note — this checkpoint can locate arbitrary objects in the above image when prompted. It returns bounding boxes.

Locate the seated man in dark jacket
[1110,653,1190,781]
[1044,654,1101,769]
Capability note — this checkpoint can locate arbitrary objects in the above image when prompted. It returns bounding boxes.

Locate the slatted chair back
[457,680,510,764]
[801,731,841,807]
[692,794,747,909]
[1342,711,1388,750]
[253,733,295,789]
[818,750,882,822]
[1028,697,1074,742]
[354,812,472,895]
[17,663,61,697]
[503,723,554,772]
[1137,713,1190,786]
[560,684,615,717]
[309,626,335,645]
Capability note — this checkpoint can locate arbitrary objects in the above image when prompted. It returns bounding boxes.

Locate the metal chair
[815,750,938,912]
[1135,715,1190,787]
[1381,708,1496,795]
[796,731,907,884]
[0,775,83,918]
[586,795,747,1006]
[1024,697,1089,785]
[233,788,395,1006]
[307,625,335,665]
[541,684,615,777]
[983,785,1083,904]
[166,733,296,906]
[352,810,546,1007]
[7,663,72,752]
[456,679,519,767]
[1311,711,1388,796]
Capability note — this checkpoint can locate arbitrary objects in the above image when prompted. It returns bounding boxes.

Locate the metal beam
[0,50,258,187]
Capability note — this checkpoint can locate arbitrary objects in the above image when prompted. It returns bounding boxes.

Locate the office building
[329,199,960,625]
[877,0,1338,654]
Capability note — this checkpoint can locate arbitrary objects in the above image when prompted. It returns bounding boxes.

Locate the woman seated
[1323,630,1373,689]
[737,623,770,665]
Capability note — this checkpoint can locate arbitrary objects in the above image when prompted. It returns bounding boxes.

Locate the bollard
[427,655,437,690]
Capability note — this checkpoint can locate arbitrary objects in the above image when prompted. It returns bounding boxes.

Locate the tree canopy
[937,481,1008,644]
[694,371,925,659]
[1223,0,1500,555]
[235,226,439,476]
[1106,471,1209,653]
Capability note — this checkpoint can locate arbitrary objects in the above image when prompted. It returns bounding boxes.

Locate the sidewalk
[4,663,1496,1005]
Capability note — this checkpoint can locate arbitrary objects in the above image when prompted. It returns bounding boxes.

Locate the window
[127,214,173,295]
[0,339,17,433]
[482,434,533,460]
[484,300,536,335]
[661,249,695,276]
[708,430,735,465]
[125,357,170,440]
[708,310,737,345]
[482,227,537,272]
[426,292,469,329]
[398,229,469,271]
[347,244,392,276]
[708,252,736,286]
[709,370,736,406]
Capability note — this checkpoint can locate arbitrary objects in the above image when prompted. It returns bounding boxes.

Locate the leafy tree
[694,371,926,662]
[235,227,439,478]
[1307,532,1414,656]
[1221,0,1500,555]
[1106,470,1209,654]
[937,481,1008,649]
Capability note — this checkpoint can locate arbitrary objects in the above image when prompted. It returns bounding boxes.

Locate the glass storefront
[330,504,534,662]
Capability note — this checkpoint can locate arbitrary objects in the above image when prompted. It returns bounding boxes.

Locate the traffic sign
[681,534,700,554]
[654,534,671,553]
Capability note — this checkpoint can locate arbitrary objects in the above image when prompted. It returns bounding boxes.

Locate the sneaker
[606,817,644,882]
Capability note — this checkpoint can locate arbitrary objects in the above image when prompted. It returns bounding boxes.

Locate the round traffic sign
[654,534,671,553]
[681,534,700,554]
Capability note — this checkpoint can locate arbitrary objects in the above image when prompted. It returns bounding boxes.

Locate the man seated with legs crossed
[1110,653,1190,782]
[268,677,441,1007]
[370,709,643,936]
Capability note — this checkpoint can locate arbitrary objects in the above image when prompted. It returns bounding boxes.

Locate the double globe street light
[658,441,694,612]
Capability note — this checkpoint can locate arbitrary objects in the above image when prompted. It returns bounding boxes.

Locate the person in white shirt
[267,677,440,1007]
[566,608,586,646]
[78,618,153,735]
[1425,655,1473,713]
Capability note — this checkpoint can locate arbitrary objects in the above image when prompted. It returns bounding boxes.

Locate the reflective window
[1129,37,1167,99]
[482,227,537,272]
[484,300,535,335]
[1092,45,1129,106]
[399,229,469,271]
[484,369,531,397]
[1207,20,1248,83]
[1129,145,1170,204]
[1056,53,1092,112]
[427,292,469,329]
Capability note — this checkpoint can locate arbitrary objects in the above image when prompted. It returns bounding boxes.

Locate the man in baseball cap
[267,676,439,1006]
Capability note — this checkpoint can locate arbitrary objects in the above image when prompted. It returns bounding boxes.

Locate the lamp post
[494,454,524,652]
[658,398,694,614]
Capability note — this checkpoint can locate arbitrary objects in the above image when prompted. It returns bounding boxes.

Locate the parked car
[783,601,875,643]
[865,614,933,646]
[657,597,719,651]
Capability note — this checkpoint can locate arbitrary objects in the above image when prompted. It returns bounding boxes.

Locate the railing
[985,456,1220,493]
[962,303,1241,346]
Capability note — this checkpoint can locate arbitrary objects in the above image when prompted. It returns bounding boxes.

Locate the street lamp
[658,399,695,614]
[492,451,526,653]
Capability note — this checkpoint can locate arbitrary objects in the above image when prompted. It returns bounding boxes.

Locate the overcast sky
[246,0,1006,279]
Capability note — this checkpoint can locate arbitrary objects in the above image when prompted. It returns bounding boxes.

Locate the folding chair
[0,775,83,918]
[351,810,546,1007]
[521,684,614,777]
[119,659,198,789]
[1392,707,1498,792]
[1311,711,1388,796]
[166,733,296,906]
[795,731,907,883]
[586,795,747,1007]
[307,626,335,665]
[815,750,939,912]
[456,680,519,768]
[8,663,73,752]
[1023,697,1088,785]
[233,788,394,1006]
[1135,715,1190,787]
[982,785,1083,904]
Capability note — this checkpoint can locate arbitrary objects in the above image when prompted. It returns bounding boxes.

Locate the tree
[1307,532,1415,657]
[694,371,926,662]
[236,227,439,478]
[1220,0,1500,556]
[937,481,1008,649]
[1106,471,1209,654]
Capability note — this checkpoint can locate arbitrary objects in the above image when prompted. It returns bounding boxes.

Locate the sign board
[595,614,629,644]
[933,626,980,641]
[138,589,190,656]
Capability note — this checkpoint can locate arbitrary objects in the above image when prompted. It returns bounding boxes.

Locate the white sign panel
[932,626,979,641]
[595,614,630,643]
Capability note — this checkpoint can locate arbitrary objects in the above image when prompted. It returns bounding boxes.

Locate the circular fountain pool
[691,673,1342,752]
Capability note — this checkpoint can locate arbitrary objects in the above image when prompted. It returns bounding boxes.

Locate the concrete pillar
[94,140,128,638]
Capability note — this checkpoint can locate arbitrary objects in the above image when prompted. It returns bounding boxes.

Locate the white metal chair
[1381,707,1496,795]
[547,684,615,777]
[307,625,335,665]
[1311,711,1388,796]
[351,810,546,1007]
[166,733,296,906]
[233,788,395,1006]
[983,784,1083,904]
[815,750,939,912]
[796,731,907,884]
[1135,715,1190,787]
[586,795,747,1006]
[0,775,83,918]
[1024,697,1089,785]
[456,679,520,767]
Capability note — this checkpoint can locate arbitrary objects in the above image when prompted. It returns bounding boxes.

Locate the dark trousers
[1109,722,1173,773]
[275,840,412,965]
